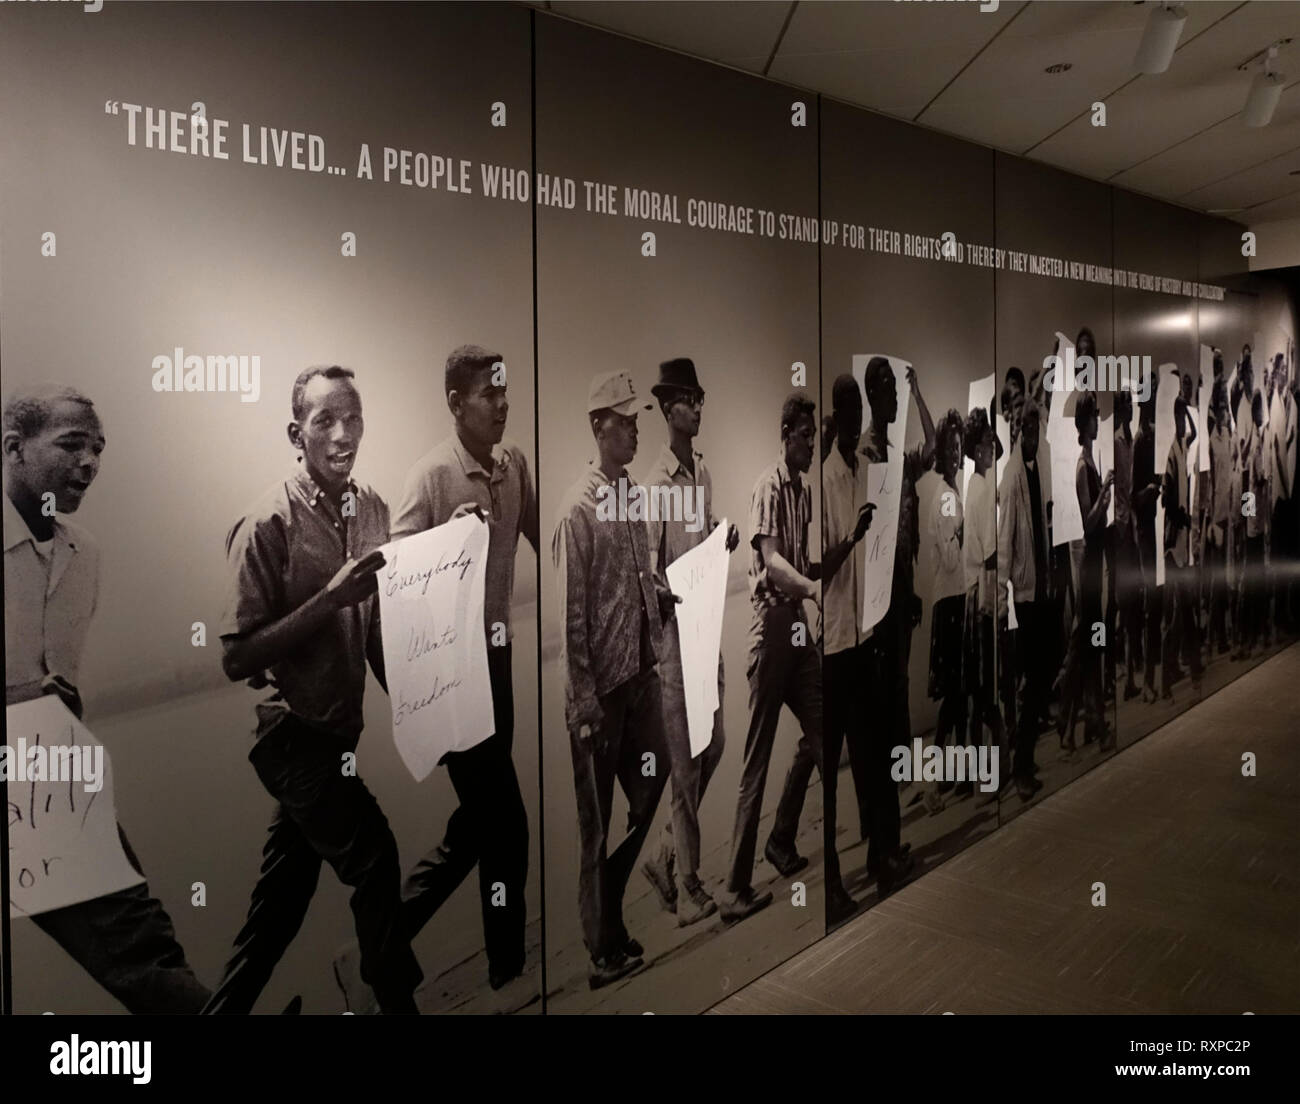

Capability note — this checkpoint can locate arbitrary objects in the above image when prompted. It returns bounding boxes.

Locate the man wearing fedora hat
[640,358,740,928]
[552,370,678,989]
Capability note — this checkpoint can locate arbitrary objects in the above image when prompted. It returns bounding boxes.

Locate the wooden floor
[711,641,1300,1015]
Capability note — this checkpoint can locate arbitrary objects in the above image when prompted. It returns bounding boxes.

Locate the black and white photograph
[2,0,1298,1064]
[2,0,542,1015]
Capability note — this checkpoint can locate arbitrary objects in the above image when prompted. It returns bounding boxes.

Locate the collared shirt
[221,464,389,741]
[644,443,715,572]
[552,463,664,731]
[1209,426,1233,526]
[823,443,874,654]
[391,434,538,639]
[748,453,811,612]
[4,490,100,701]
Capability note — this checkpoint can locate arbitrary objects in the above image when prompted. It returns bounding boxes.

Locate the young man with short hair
[204,366,421,1014]
[640,358,739,927]
[721,389,824,924]
[3,385,212,1013]
[553,370,673,989]
[333,345,537,1008]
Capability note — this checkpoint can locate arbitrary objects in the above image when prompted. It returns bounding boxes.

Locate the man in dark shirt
[1132,380,1161,703]
[998,403,1050,800]
[553,370,674,989]
[204,365,421,1014]
[859,358,932,895]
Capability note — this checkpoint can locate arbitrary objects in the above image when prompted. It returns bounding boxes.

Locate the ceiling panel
[1112,80,1300,198]
[923,1,1237,155]
[548,0,789,73]
[1244,187,1300,220]
[1034,3,1300,186]
[1180,142,1300,211]
[768,0,1022,120]
[527,0,1300,218]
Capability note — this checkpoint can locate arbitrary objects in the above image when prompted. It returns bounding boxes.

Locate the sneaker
[719,886,774,925]
[642,850,678,914]
[675,880,718,928]
[332,942,379,1015]
[589,951,642,991]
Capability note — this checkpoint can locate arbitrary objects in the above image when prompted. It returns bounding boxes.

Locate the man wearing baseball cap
[552,370,677,989]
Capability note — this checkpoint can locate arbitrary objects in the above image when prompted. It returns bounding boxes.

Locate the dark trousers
[727,603,821,895]
[860,633,901,871]
[1138,523,1161,691]
[203,715,421,1014]
[569,667,668,960]
[1117,525,1145,682]
[400,644,529,976]
[1162,559,1202,691]
[823,644,870,894]
[1271,500,1294,630]
[1204,525,1230,650]
[1012,600,1050,781]
[31,824,211,1013]
[1244,534,1268,647]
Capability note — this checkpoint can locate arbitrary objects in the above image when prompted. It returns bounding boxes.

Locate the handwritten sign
[377,515,493,781]
[1049,332,1084,546]
[853,354,911,634]
[665,520,729,758]
[6,696,143,918]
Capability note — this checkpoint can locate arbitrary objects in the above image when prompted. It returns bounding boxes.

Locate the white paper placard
[665,519,729,758]
[5,695,143,918]
[853,354,911,634]
[377,515,493,781]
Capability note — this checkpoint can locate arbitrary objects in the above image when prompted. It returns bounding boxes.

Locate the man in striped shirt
[721,390,823,925]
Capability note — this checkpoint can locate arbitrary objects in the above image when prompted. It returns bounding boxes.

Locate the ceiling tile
[769,0,1022,120]
[548,1,790,73]
[925,1,1239,155]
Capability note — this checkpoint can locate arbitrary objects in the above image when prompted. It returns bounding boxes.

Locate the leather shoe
[827,885,858,927]
[764,839,808,878]
[719,886,774,925]
[589,951,642,990]
[876,851,915,900]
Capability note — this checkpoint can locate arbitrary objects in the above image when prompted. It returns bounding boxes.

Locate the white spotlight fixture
[1241,44,1287,128]
[1134,3,1186,75]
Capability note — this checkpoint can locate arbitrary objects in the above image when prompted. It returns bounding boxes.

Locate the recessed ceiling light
[1045,62,1072,74]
